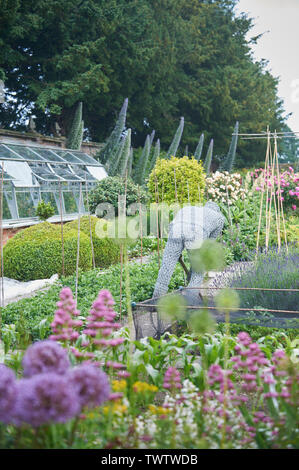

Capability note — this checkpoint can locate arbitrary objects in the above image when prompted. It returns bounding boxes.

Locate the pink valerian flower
[82,290,125,355]
[50,287,83,343]
[163,367,182,391]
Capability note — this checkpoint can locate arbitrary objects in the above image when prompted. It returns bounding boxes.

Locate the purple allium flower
[0,364,18,424]
[67,364,110,409]
[22,340,70,377]
[14,373,80,427]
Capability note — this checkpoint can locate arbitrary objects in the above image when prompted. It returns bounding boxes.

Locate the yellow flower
[133,381,158,394]
[112,379,127,392]
[148,405,172,415]
[103,401,128,416]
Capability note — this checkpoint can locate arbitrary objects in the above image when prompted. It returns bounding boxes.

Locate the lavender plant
[230,248,299,313]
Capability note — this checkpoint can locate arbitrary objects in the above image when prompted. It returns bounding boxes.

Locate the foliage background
[0,0,286,167]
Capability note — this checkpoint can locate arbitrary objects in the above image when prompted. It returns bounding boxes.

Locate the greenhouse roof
[0,143,102,166]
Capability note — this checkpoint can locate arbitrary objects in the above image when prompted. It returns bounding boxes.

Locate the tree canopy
[0,0,286,167]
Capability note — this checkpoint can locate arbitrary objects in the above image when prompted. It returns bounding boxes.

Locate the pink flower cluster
[163,367,182,391]
[50,288,127,379]
[251,167,299,211]
[231,332,269,393]
[82,289,125,349]
[50,287,83,343]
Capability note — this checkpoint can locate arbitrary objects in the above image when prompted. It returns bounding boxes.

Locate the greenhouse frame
[0,142,107,226]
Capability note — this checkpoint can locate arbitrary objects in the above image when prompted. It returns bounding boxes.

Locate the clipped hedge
[148,156,206,204]
[65,216,120,268]
[3,222,92,281]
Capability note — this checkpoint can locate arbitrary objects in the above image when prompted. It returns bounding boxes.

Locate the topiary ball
[65,216,120,268]
[3,222,92,281]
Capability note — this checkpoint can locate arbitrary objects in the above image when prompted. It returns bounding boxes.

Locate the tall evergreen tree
[194,133,205,161]
[109,135,126,176]
[219,121,239,172]
[66,102,83,149]
[97,98,128,165]
[148,138,160,173]
[118,129,131,177]
[166,117,184,159]
[127,147,134,178]
[204,139,214,174]
[134,134,152,185]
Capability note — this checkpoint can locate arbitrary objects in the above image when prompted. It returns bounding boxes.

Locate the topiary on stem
[36,200,55,221]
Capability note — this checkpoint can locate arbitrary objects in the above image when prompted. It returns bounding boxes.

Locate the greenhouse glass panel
[30,163,61,182]
[5,144,45,162]
[63,191,77,213]
[4,186,18,219]
[50,164,83,181]
[70,165,97,181]
[3,193,13,219]
[40,191,59,215]
[68,151,99,166]
[51,149,83,165]
[16,190,38,218]
[29,147,66,163]
[0,144,25,160]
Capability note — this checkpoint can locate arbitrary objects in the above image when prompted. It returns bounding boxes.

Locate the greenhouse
[0,142,106,225]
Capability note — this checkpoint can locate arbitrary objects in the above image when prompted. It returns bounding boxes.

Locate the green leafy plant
[148,156,206,204]
[35,200,55,221]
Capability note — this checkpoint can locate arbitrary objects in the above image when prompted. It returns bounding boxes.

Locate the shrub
[65,216,120,268]
[88,176,149,217]
[3,222,92,281]
[148,156,206,204]
[35,200,55,221]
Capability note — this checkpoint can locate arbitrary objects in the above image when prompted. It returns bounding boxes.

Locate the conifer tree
[134,134,151,185]
[109,135,126,176]
[127,147,134,178]
[166,117,184,159]
[66,102,83,149]
[97,98,128,165]
[148,138,160,173]
[72,119,84,150]
[204,139,214,174]
[219,121,239,173]
[194,133,204,161]
[118,129,131,177]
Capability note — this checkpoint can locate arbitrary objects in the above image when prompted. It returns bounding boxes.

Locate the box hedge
[3,222,92,281]
[65,216,120,268]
